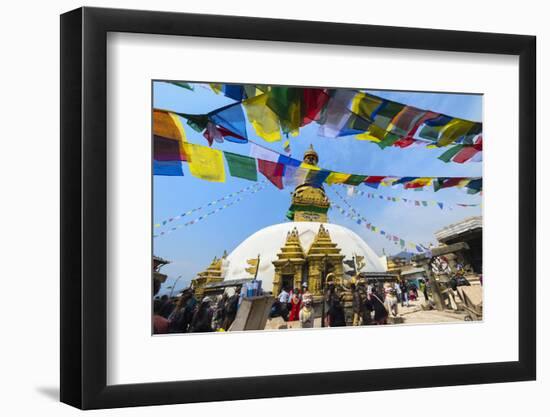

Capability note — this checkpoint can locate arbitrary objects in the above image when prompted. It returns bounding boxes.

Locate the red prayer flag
[393,137,416,148]
[258,159,285,189]
[452,146,480,163]
[364,176,385,184]
[301,88,330,126]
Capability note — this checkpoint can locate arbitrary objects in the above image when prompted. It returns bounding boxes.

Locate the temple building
[220,144,387,295]
[190,252,226,299]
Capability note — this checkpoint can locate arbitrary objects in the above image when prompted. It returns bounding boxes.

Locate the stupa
[222,144,387,295]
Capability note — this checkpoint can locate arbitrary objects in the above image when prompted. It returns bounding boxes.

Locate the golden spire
[303,144,319,166]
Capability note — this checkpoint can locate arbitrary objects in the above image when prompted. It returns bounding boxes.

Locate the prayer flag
[166,81,194,91]
[209,102,248,141]
[364,176,385,189]
[258,159,285,189]
[266,87,302,136]
[153,110,186,141]
[203,122,224,146]
[301,88,330,126]
[371,100,405,130]
[224,151,258,181]
[437,119,478,147]
[318,90,357,138]
[183,143,226,182]
[326,172,351,185]
[351,92,383,120]
[417,115,453,141]
[465,178,482,193]
[438,144,464,163]
[222,84,245,101]
[305,169,330,186]
[433,177,466,191]
[153,160,184,176]
[452,145,481,163]
[243,93,282,142]
[154,135,187,161]
[278,155,301,167]
[387,106,427,136]
[345,175,368,186]
[249,142,279,162]
[283,165,308,187]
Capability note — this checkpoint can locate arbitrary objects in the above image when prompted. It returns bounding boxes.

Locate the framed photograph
[60,6,536,409]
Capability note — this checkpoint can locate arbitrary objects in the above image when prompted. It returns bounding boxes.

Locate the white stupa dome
[223,221,387,292]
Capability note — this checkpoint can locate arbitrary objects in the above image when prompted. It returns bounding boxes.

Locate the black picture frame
[60,6,536,410]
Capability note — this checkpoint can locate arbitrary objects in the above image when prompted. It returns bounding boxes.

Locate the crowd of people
[153,278,433,334]
[153,286,243,334]
[273,278,430,328]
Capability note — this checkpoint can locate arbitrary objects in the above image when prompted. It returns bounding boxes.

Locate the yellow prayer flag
[183,143,226,182]
[326,172,351,185]
[243,94,282,142]
[351,92,383,120]
[438,119,476,146]
[153,110,186,141]
[300,162,320,171]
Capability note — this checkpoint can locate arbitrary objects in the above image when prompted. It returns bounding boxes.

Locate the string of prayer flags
[330,201,426,253]
[154,182,266,228]
[349,187,481,210]
[183,143,226,182]
[156,83,482,163]
[154,184,267,237]
[332,189,427,252]
[224,151,258,182]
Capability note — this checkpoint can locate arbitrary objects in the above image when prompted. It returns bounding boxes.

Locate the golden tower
[286,145,331,222]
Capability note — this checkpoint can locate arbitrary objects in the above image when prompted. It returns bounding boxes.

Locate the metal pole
[169,275,183,298]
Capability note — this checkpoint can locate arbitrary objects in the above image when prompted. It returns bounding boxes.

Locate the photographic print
[152,81,483,334]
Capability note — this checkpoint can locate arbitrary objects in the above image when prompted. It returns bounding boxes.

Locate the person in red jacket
[288,288,302,321]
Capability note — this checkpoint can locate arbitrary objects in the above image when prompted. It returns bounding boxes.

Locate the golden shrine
[190,251,226,299]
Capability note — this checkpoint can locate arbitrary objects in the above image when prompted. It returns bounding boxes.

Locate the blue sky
[153,82,482,295]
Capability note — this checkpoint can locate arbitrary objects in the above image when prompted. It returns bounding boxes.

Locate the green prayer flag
[344,174,368,186]
[224,151,258,181]
[438,144,464,163]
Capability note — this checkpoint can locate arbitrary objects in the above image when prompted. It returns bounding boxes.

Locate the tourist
[159,294,175,318]
[400,280,409,307]
[153,299,170,334]
[212,293,227,330]
[420,279,429,301]
[326,287,346,327]
[394,281,402,304]
[384,283,399,317]
[288,288,302,321]
[299,293,315,328]
[168,290,193,333]
[369,288,388,325]
[278,287,290,321]
[222,286,241,330]
[351,283,362,326]
[190,297,214,332]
